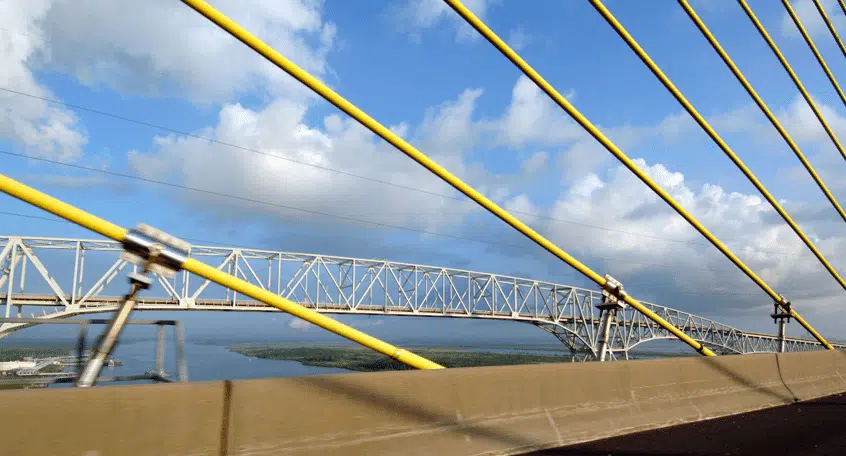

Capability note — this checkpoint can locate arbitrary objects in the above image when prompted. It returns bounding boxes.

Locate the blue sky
[5,0,846,346]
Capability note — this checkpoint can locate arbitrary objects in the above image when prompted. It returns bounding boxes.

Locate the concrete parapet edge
[0,351,844,456]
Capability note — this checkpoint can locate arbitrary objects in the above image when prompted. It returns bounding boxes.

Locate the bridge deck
[8,294,840,347]
[525,392,846,456]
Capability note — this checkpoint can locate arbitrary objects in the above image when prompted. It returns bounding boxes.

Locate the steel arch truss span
[0,236,840,357]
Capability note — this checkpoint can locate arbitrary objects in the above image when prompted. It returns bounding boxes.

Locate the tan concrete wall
[0,381,225,456]
[776,349,846,401]
[0,350,843,456]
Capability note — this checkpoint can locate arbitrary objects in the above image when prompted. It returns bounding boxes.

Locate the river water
[49,340,351,388]
[43,338,689,388]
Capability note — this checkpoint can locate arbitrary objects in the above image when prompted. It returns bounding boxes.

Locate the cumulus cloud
[775,94,846,143]
[507,26,531,51]
[123,66,846,326]
[526,157,846,316]
[127,90,485,234]
[30,0,336,103]
[781,0,846,39]
[520,151,549,174]
[288,317,312,330]
[494,76,583,147]
[389,0,497,42]
[351,319,385,329]
[0,0,87,160]
[123,74,630,238]
[713,94,846,191]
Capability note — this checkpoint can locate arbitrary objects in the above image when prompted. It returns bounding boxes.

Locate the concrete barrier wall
[0,350,844,456]
[776,349,846,401]
[0,381,225,456]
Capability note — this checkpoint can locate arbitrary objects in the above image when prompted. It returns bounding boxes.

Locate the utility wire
[0,149,755,275]
[0,86,809,259]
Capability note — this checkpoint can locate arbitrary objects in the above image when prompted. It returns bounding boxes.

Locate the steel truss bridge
[1,236,841,359]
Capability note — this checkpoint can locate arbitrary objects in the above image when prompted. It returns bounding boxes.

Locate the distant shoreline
[226,344,689,371]
[228,344,578,371]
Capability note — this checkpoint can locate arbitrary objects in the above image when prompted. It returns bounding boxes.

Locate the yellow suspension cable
[840,0,846,18]
[592,0,835,348]
[783,0,846,109]
[0,174,444,370]
[814,0,846,61]
[179,0,717,357]
[680,0,846,227]
[442,0,832,350]
[739,0,846,171]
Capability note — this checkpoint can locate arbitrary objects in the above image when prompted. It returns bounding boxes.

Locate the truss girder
[0,236,840,355]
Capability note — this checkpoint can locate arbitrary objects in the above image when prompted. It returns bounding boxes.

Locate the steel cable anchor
[75,224,189,387]
[596,275,627,361]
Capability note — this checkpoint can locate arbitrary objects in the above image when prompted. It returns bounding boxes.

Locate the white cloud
[123,74,621,239]
[390,0,496,42]
[687,0,734,14]
[127,92,485,234]
[507,26,530,51]
[529,157,846,316]
[289,317,312,330]
[781,0,846,39]
[417,88,485,156]
[495,76,583,147]
[775,94,846,143]
[30,0,336,103]
[736,94,846,189]
[520,151,548,174]
[121,69,846,325]
[121,74,726,250]
[503,193,540,226]
[0,0,87,160]
[351,319,385,329]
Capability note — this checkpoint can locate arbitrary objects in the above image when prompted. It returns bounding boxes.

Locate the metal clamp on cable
[598,274,628,310]
[121,223,190,279]
[771,294,792,323]
[77,224,188,388]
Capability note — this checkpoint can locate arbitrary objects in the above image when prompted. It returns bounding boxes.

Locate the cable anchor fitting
[120,223,191,279]
[598,275,628,310]
[771,294,791,324]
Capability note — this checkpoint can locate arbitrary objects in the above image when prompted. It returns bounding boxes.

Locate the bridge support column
[156,324,165,376]
[596,275,627,362]
[771,298,791,353]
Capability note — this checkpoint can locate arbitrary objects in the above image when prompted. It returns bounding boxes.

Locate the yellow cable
[180,0,717,357]
[814,0,846,60]
[739,0,846,164]
[784,0,846,109]
[0,174,444,370]
[840,0,846,18]
[0,174,127,241]
[680,0,846,227]
[592,0,834,349]
[442,0,832,350]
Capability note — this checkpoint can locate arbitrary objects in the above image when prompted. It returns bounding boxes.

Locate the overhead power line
[0,87,809,259]
[0,149,752,275]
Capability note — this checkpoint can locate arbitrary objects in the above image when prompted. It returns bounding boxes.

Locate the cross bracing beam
[2,236,840,358]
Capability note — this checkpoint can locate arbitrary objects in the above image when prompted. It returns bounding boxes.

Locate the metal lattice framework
[1,236,841,358]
